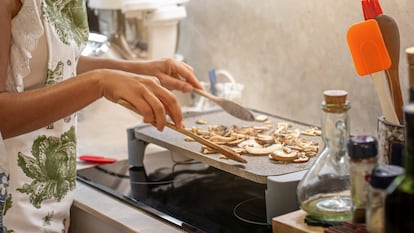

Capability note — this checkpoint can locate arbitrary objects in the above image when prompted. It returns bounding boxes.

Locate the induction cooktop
[76,150,272,233]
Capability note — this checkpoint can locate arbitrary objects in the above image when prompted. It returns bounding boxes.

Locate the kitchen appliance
[77,109,321,232]
[87,0,188,60]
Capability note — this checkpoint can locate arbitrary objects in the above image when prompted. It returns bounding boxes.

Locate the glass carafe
[297,90,352,224]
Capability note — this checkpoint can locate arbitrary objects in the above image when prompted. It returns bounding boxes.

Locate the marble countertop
[75,98,185,233]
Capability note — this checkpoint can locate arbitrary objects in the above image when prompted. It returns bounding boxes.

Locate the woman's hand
[95,69,183,131]
[78,56,204,92]
[146,58,204,92]
[76,56,204,130]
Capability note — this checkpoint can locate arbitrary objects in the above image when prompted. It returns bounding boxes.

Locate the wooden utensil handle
[193,88,219,101]
[385,70,404,124]
[371,71,400,125]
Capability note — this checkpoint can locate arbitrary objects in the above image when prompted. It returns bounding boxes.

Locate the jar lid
[323,90,348,105]
[370,165,404,189]
[347,135,378,159]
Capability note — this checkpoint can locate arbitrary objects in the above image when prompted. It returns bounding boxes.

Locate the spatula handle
[371,71,400,125]
[193,88,219,102]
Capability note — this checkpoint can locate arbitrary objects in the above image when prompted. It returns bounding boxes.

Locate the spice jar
[367,165,403,233]
[347,135,378,223]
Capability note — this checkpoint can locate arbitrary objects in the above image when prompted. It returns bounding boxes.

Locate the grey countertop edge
[73,181,185,233]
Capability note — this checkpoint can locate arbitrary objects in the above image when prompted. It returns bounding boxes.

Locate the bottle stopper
[406,47,414,89]
[323,90,348,105]
[406,47,414,65]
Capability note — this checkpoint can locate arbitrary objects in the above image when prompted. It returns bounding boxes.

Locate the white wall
[178,0,414,136]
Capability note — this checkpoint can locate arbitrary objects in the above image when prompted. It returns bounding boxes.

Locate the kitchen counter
[73,98,185,233]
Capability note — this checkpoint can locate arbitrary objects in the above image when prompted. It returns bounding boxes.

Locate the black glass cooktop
[76,151,271,233]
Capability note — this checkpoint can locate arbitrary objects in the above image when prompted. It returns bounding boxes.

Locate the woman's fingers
[173,61,204,90]
[117,77,182,130]
[155,59,203,92]
[101,69,184,131]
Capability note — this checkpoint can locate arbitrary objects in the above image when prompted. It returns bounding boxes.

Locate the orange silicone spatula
[347,19,399,124]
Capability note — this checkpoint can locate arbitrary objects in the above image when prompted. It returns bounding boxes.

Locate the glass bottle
[297,90,352,224]
[347,135,378,223]
[367,165,403,233]
[385,103,414,232]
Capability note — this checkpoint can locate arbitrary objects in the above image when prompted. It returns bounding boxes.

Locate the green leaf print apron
[4,0,88,232]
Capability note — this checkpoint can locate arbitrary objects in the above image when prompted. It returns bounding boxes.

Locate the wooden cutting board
[272,210,324,233]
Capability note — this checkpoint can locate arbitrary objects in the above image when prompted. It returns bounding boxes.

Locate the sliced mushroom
[301,126,322,136]
[201,145,217,154]
[209,134,238,143]
[187,118,320,164]
[270,149,298,161]
[255,115,269,122]
[245,144,283,156]
[184,137,195,142]
[255,134,275,145]
[208,125,227,136]
[293,154,310,163]
[237,139,261,148]
[196,119,209,125]
[227,138,247,147]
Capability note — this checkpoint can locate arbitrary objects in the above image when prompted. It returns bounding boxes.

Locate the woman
[0,0,203,232]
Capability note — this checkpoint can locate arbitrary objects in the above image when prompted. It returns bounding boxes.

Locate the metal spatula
[193,88,255,121]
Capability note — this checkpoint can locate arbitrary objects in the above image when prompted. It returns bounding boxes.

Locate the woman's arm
[0,68,182,139]
[77,56,204,92]
[0,72,102,139]
[0,0,18,91]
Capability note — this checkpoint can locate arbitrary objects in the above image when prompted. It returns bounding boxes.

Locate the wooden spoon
[376,14,403,124]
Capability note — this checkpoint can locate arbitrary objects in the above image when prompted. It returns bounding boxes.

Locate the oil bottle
[297,90,352,224]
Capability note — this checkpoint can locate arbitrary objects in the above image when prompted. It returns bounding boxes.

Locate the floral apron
[3,0,88,232]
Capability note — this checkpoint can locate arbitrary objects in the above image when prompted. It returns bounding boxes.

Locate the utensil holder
[194,69,244,111]
[377,116,405,166]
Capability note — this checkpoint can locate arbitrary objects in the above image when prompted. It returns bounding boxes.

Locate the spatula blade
[193,88,255,121]
[217,101,256,121]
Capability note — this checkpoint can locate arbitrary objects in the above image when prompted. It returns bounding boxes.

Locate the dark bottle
[385,103,414,232]
[367,165,403,233]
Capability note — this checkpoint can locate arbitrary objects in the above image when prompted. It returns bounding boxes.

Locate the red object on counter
[361,0,383,20]
[79,155,117,163]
